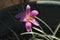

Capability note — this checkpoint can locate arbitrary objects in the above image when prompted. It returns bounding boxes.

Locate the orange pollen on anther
[26,15,34,21]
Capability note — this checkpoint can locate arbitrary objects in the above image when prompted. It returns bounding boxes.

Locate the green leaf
[35,16,53,34]
[29,38,43,40]
[33,27,46,34]
[53,23,60,36]
[20,32,49,40]
[20,32,60,40]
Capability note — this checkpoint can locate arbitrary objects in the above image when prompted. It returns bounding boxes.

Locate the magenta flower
[15,5,39,32]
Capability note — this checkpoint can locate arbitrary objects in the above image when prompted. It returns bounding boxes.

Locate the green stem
[30,29,36,40]
[35,16,53,34]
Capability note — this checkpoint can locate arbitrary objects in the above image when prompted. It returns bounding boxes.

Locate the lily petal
[31,19,39,26]
[15,13,24,18]
[20,17,27,22]
[20,13,27,22]
[31,10,39,16]
[26,22,31,32]
[26,5,31,13]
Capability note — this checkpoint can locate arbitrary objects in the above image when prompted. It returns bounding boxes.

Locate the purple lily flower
[15,5,39,32]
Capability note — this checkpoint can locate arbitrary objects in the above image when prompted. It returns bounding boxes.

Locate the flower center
[26,14,34,21]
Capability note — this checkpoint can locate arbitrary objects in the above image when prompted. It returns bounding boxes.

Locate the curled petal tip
[33,10,39,14]
[27,5,30,8]
[31,10,39,16]
[26,5,31,10]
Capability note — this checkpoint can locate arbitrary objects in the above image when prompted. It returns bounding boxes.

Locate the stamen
[26,15,34,21]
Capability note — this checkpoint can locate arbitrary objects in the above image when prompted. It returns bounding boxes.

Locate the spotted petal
[26,22,31,32]
[31,19,39,26]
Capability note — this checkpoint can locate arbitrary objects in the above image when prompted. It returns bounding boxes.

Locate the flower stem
[30,29,36,40]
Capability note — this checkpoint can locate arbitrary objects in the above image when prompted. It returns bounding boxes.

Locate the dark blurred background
[0,0,60,40]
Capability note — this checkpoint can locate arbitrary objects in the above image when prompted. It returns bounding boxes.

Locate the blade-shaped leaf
[33,27,46,34]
